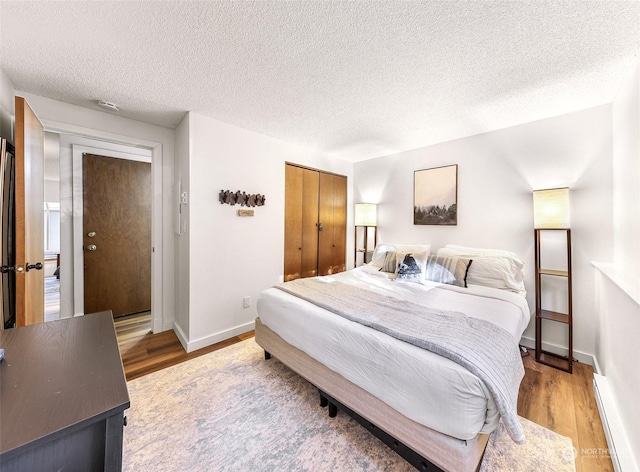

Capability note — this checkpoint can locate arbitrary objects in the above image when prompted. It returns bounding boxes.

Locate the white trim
[43,119,163,150]
[182,321,256,353]
[41,118,165,333]
[162,318,175,332]
[519,335,595,367]
[173,321,189,352]
[592,262,640,307]
[593,374,639,472]
[592,354,603,377]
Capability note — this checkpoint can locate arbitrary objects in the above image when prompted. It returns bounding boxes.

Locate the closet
[284,163,346,282]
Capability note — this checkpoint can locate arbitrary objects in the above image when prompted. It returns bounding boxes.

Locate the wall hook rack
[219,190,265,207]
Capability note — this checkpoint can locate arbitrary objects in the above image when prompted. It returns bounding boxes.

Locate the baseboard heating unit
[593,374,638,472]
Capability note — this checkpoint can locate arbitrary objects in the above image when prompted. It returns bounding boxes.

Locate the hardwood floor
[518,353,613,472]
[114,312,254,381]
[115,313,613,472]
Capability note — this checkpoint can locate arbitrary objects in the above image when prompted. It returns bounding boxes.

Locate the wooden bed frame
[255,317,488,472]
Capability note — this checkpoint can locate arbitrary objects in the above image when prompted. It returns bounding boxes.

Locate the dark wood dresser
[0,311,130,471]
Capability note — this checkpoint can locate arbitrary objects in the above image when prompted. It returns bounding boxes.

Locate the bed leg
[328,402,338,418]
[319,389,328,408]
[264,350,272,360]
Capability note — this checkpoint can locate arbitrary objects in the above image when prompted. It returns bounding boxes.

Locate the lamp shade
[355,203,377,226]
[533,187,570,229]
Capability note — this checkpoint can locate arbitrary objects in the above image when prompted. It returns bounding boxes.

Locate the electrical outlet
[243,296,251,308]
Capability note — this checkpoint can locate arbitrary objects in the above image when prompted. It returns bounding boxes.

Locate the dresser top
[0,311,130,456]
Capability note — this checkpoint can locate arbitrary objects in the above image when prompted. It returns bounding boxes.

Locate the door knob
[26,262,44,271]
[1,265,24,273]
[87,244,97,251]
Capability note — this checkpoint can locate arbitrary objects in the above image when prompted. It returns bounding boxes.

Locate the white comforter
[257,265,530,440]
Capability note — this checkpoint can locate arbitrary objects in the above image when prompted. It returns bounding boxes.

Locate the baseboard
[150,312,174,333]
[183,320,256,353]
[172,321,189,352]
[593,374,639,472]
[591,354,603,376]
[519,335,595,367]
[161,317,174,333]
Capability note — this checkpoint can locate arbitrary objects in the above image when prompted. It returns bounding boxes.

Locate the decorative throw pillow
[424,255,472,287]
[437,246,526,294]
[379,251,397,273]
[370,243,431,267]
[395,250,429,283]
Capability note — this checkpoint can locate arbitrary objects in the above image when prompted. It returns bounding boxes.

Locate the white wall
[173,113,190,343]
[17,92,177,332]
[175,112,353,351]
[595,55,640,470]
[612,58,640,278]
[0,68,14,140]
[354,105,614,358]
[44,132,60,203]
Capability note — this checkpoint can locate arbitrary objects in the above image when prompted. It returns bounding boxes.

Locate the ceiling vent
[97,100,119,112]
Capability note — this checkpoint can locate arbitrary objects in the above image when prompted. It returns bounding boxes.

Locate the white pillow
[440,244,519,259]
[437,246,526,295]
[370,243,431,267]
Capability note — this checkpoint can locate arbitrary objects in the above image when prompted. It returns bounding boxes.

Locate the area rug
[123,339,576,472]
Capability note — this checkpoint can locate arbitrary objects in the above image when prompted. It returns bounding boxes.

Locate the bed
[255,244,530,472]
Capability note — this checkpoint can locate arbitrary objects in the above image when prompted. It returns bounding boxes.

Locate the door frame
[74,146,151,318]
[39,119,165,333]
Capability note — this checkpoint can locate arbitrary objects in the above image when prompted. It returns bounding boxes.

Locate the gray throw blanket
[275,278,525,444]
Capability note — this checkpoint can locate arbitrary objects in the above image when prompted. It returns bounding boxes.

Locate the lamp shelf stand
[534,228,573,374]
[354,226,377,267]
[354,203,378,267]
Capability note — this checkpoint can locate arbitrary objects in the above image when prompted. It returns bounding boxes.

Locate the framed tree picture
[414,164,458,225]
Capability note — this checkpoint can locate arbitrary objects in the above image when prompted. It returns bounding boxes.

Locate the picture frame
[414,164,458,225]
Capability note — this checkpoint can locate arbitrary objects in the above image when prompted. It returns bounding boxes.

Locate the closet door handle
[317,222,324,231]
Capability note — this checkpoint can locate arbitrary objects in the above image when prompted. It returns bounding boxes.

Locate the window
[44,202,60,257]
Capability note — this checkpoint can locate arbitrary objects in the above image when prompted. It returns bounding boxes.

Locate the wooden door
[15,97,45,327]
[318,173,347,276]
[83,154,151,318]
[283,164,304,281]
[283,164,319,281]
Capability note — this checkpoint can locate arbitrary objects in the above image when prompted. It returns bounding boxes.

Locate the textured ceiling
[2,1,640,162]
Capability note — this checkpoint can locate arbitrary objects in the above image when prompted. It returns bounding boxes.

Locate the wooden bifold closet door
[284,164,346,282]
[317,172,347,276]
